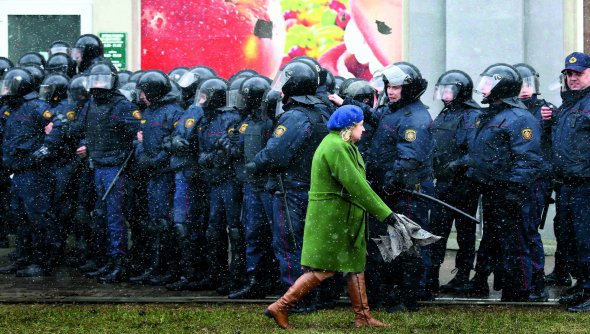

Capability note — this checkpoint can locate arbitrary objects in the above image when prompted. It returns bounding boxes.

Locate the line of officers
[0,34,589,313]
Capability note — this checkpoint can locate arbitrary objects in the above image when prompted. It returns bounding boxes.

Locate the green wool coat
[301,131,393,273]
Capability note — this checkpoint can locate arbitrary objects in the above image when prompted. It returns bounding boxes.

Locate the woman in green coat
[265,105,398,329]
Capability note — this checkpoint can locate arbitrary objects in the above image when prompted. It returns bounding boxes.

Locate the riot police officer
[0,56,14,249]
[547,52,590,312]
[429,70,481,295]
[71,62,141,283]
[0,67,55,277]
[466,63,543,302]
[129,70,183,286]
[18,52,46,70]
[330,61,434,309]
[177,66,217,109]
[514,63,554,302]
[227,76,277,299]
[46,53,77,78]
[192,77,244,294]
[246,61,330,312]
[71,34,107,73]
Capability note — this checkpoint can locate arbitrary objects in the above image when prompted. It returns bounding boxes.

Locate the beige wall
[92,0,140,70]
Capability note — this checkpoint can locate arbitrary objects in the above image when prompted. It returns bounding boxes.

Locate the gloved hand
[166,135,190,151]
[383,213,400,227]
[217,134,232,151]
[161,136,172,151]
[244,162,257,175]
[198,152,215,167]
[31,145,51,161]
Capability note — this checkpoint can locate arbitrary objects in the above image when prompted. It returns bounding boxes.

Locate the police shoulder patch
[404,129,417,142]
[42,110,53,120]
[184,118,195,128]
[3,111,10,117]
[227,127,235,134]
[132,110,142,120]
[521,128,533,140]
[239,123,248,134]
[173,121,178,128]
[274,125,287,138]
[141,119,147,124]
[66,111,76,121]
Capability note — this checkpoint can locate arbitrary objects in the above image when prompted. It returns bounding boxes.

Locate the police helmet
[389,62,428,102]
[195,77,228,110]
[46,53,76,78]
[118,82,138,104]
[0,57,14,80]
[226,76,250,109]
[333,76,345,95]
[513,63,540,95]
[39,73,69,102]
[168,66,189,83]
[18,52,46,70]
[0,67,34,97]
[136,69,172,103]
[117,70,133,88]
[23,64,45,92]
[129,70,144,83]
[272,61,318,99]
[68,74,90,106]
[238,75,271,110]
[292,56,327,86]
[325,71,336,94]
[49,41,71,57]
[261,89,281,120]
[177,65,217,99]
[476,63,522,104]
[344,79,376,106]
[228,69,258,84]
[434,70,476,104]
[87,62,118,91]
[72,34,104,72]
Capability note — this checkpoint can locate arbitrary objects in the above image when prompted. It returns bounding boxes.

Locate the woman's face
[351,121,365,143]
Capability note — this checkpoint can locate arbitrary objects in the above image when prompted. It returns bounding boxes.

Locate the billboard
[141,0,403,80]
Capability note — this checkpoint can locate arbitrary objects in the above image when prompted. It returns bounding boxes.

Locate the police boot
[17,226,51,277]
[567,296,590,312]
[417,265,439,300]
[166,224,197,291]
[128,219,161,284]
[97,255,127,284]
[85,258,115,278]
[15,264,48,277]
[347,273,387,328]
[216,227,246,295]
[78,258,100,273]
[228,271,266,299]
[440,268,471,294]
[463,272,490,297]
[3,224,33,274]
[545,270,572,287]
[559,289,590,306]
[148,220,177,286]
[528,271,549,302]
[264,271,329,329]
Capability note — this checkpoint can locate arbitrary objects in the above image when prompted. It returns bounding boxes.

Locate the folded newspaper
[372,213,441,262]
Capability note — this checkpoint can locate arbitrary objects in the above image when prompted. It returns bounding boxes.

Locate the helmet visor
[520,76,538,95]
[71,48,82,65]
[177,72,198,88]
[87,74,114,90]
[475,75,502,96]
[433,84,459,101]
[381,65,410,86]
[226,89,244,109]
[194,87,209,107]
[39,84,56,101]
[50,46,70,55]
[0,76,23,96]
[370,74,385,93]
[270,69,292,92]
[119,88,137,102]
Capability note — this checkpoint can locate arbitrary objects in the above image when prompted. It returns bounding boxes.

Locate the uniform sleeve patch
[66,111,76,121]
[227,127,235,134]
[132,110,142,120]
[521,128,533,140]
[404,129,417,142]
[140,119,147,124]
[273,125,287,138]
[42,110,54,120]
[3,111,10,117]
[184,118,195,128]
[239,123,248,134]
[173,121,178,128]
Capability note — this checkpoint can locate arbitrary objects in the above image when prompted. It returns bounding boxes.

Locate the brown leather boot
[347,272,387,328]
[265,271,332,329]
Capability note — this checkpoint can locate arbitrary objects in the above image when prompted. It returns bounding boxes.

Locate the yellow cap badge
[66,111,76,121]
[185,118,195,128]
[404,129,417,142]
[521,128,533,140]
[132,110,142,120]
[239,123,248,134]
[569,56,578,64]
[274,125,287,138]
[42,110,53,120]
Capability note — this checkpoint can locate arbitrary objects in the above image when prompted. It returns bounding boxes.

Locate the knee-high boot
[347,272,387,328]
[265,271,332,329]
